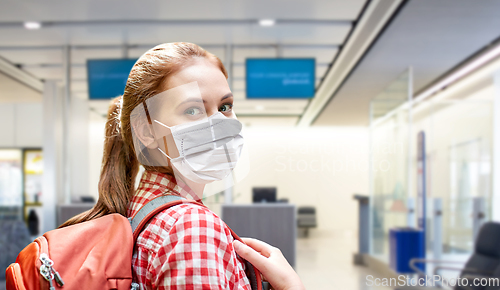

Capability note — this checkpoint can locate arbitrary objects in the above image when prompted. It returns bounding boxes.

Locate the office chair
[297,206,317,237]
[403,222,500,290]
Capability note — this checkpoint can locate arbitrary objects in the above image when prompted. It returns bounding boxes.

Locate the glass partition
[411,99,493,256]
[369,69,412,261]
[369,66,496,266]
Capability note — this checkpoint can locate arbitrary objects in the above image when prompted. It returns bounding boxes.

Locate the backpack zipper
[39,253,64,289]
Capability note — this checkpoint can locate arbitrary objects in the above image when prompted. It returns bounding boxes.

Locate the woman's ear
[130,103,159,149]
[143,125,159,149]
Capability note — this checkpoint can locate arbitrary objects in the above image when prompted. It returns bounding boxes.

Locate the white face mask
[154,112,244,184]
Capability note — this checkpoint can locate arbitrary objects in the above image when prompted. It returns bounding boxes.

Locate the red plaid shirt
[126,171,252,290]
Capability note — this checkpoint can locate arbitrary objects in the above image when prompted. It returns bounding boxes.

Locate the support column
[493,70,500,221]
[42,81,63,232]
[62,45,72,204]
[276,44,283,58]
[225,44,233,91]
[69,96,89,202]
[122,43,129,59]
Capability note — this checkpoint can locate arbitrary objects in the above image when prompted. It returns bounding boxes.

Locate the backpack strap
[129,194,263,290]
[129,195,191,240]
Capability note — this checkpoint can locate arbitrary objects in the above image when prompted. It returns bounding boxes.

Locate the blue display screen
[87,59,137,99]
[246,58,315,98]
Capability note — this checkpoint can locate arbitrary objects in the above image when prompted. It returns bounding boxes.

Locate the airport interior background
[1,0,500,289]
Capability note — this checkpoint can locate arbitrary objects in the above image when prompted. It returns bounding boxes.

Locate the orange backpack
[5,195,263,290]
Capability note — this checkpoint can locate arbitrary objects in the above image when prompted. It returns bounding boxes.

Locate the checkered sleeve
[149,205,252,290]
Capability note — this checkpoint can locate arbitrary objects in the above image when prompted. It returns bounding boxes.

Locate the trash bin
[389,227,425,273]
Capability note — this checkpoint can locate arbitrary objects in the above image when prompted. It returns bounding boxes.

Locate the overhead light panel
[259,19,275,27]
[24,21,42,30]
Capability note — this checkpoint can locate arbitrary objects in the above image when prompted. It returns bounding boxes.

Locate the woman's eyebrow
[177,97,204,107]
[221,93,233,101]
[176,93,232,108]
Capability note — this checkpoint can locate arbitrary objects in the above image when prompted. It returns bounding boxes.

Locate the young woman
[62,42,305,290]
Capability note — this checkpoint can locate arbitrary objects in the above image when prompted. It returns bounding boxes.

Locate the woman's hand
[233,238,306,290]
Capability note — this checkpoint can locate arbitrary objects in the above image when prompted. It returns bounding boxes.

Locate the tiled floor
[295,229,394,290]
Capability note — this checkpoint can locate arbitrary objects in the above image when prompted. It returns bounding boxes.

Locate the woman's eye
[219,104,233,112]
[184,107,202,116]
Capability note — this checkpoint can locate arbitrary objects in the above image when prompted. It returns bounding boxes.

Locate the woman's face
[154,58,235,127]
[138,58,235,160]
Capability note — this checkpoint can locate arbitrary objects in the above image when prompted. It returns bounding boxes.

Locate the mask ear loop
[151,118,195,199]
[153,119,175,162]
[157,140,172,161]
[143,101,172,165]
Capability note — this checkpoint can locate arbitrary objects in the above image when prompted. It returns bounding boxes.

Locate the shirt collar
[137,170,201,201]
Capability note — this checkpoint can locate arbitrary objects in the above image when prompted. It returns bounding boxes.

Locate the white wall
[232,126,369,233]
[0,103,43,147]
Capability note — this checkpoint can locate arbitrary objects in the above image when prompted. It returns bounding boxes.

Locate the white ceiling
[0,0,364,22]
[313,0,500,126]
[0,0,367,125]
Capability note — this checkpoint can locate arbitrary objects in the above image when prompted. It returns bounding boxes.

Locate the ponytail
[60,96,139,228]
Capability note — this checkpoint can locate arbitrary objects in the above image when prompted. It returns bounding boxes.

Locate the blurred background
[1,0,500,289]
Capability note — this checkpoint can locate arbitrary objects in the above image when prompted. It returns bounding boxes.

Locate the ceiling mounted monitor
[246,58,315,99]
[87,59,137,100]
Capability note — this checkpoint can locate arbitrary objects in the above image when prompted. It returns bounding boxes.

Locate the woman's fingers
[233,238,306,290]
[233,240,269,270]
[239,237,274,257]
